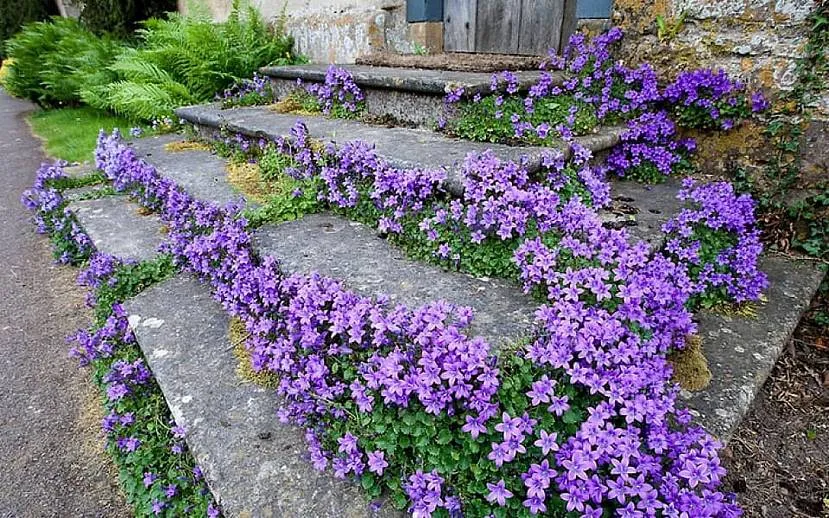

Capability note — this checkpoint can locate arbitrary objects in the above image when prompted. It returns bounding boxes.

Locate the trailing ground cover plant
[217,72,274,108]
[663,69,769,130]
[85,129,752,516]
[662,179,768,308]
[605,111,695,183]
[280,65,366,118]
[20,162,95,264]
[20,163,220,517]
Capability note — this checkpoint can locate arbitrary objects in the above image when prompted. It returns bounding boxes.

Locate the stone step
[253,213,536,346]
[681,255,824,440]
[124,275,395,518]
[68,195,166,262]
[175,103,623,197]
[128,135,245,207]
[259,63,554,126]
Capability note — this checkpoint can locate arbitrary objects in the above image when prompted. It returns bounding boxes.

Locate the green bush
[3,17,122,106]
[82,1,300,121]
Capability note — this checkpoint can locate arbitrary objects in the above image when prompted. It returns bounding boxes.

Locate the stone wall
[178,0,414,63]
[612,0,816,93]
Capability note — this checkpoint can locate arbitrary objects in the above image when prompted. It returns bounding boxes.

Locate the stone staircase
[59,65,824,515]
[259,64,553,127]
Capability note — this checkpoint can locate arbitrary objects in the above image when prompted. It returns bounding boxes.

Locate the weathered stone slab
[254,213,536,346]
[601,177,685,246]
[260,64,550,96]
[684,256,825,441]
[175,104,623,197]
[129,135,247,207]
[69,195,165,262]
[125,275,398,518]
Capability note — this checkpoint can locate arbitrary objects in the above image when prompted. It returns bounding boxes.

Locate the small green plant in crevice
[90,254,178,324]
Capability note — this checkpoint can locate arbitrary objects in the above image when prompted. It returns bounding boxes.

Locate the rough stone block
[69,195,165,262]
[129,135,247,207]
[175,104,623,197]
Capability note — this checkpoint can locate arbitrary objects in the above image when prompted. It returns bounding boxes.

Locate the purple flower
[367,450,388,475]
[485,479,513,506]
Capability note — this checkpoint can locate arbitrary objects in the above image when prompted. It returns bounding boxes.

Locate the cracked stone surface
[125,274,400,518]
[129,135,247,207]
[254,213,536,347]
[176,104,623,196]
[601,177,685,247]
[69,195,165,262]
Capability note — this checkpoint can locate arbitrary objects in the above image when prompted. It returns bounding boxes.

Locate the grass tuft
[28,106,145,163]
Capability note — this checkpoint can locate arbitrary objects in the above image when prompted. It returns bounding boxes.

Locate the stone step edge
[259,63,560,96]
[174,103,624,195]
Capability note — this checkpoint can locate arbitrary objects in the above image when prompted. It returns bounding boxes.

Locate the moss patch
[229,317,279,389]
[669,335,712,391]
[709,298,764,319]
[163,140,211,153]
[226,161,266,202]
[268,98,319,117]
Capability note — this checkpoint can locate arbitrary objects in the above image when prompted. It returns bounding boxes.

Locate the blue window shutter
[576,0,613,18]
[407,0,443,22]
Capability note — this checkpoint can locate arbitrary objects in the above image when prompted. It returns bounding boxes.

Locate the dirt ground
[722,278,829,517]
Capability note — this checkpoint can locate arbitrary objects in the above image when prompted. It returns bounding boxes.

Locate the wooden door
[444,0,577,55]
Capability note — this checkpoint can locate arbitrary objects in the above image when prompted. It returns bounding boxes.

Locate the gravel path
[0,91,130,517]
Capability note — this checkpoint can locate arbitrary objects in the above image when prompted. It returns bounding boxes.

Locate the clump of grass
[229,317,279,389]
[163,140,211,152]
[669,335,712,391]
[28,106,145,163]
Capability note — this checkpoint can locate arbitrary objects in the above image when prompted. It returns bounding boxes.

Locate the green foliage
[447,94,598,145]
[0,0,54,59]
[3,17,122,106]
[92,254,177,324]
[314,352,596,518]
[243,148,325,226]
[29,107,147,162]
[80,0,177,38]
[82,1,300,121]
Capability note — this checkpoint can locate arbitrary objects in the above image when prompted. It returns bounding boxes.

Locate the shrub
[83,1,300,121]
[3,17,121,106]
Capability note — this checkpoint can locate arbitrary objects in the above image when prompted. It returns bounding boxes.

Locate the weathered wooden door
[443,0,577,55]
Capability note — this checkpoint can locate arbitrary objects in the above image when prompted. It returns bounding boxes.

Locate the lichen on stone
[669,334,712,391]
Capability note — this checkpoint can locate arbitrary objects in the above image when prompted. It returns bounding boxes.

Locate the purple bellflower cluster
[303,65,365,116]
[81,128,757,517]
[663,69,769,130]
[217,72,273,108]
[20,162,94,264]
[662,179,768,306]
